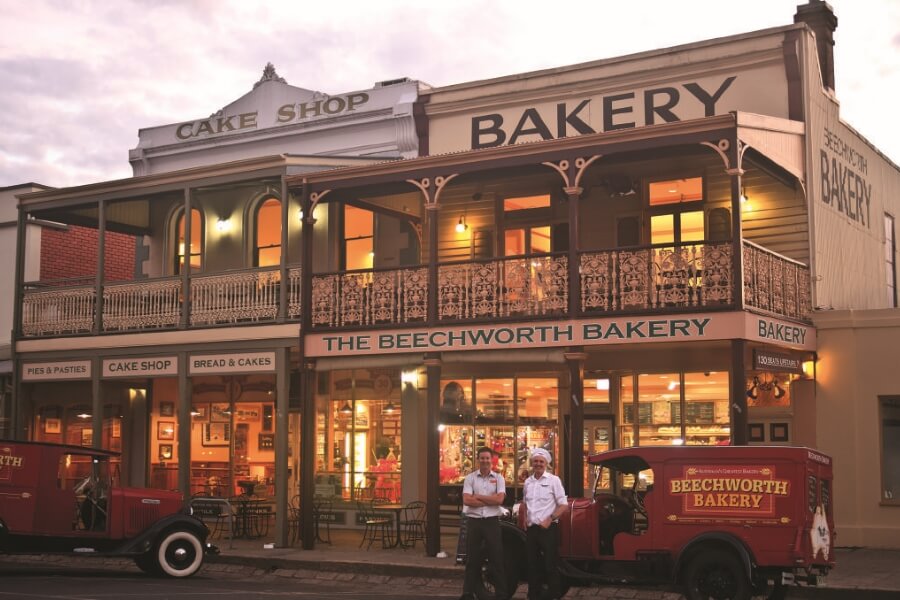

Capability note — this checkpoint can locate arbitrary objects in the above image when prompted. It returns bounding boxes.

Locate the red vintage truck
[0,440,216,577]
[485,445,834,600]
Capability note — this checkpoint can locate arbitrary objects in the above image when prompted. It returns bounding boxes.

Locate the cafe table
[371,502,405,549]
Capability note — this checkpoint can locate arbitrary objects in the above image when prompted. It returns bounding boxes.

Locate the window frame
[886,213,897,308]
[173,206,204,275]
[253,196,283,268]
[879,395,900,506]
[645,175,707,246]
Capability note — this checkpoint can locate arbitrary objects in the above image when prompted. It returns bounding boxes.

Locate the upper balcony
[16,114,812,341]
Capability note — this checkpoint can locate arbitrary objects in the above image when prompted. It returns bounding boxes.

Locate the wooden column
[278,176,289,322]
[177,352,192,494]
[299,186,317,549]
[93,199,106,334]
[565,350,586,497]
[426,186,439,326]
[424,354,441,557]
[11,207,27,439]
[728,138,745,310]
[180,189,192,329]
[566,187,582,318]
[274,347,289,547]
[731,340,748,445]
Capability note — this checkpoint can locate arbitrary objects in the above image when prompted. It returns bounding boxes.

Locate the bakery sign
[189,352,276,375]
[670,465,790,516]
[753,350,804,374]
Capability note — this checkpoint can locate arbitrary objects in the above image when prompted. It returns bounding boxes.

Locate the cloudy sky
[1,0,897,188]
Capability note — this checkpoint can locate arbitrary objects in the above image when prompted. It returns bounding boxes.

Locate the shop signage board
[102,356,178,378]
[189,352,276,375]
[753,349,804,374]
[21,360,91,381]
[305,311,816,357]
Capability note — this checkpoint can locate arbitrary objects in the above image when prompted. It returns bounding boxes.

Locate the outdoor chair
[313,496,333,544]
[357,499,393,549]
[288,494,302,545]
[400,500,426,549]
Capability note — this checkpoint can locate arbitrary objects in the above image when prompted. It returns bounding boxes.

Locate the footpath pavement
[206,530,900,599]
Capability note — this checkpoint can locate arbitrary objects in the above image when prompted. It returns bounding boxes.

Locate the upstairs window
[648,177,704,245]
[886,214,897,308]
[175,208,203,274]
[255,197,282,267]
[503,194,556,256]
[344,205,374,270]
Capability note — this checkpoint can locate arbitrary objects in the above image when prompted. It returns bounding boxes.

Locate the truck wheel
[684,550,751,600]
[475,543,521,600]
[155,529,204,577]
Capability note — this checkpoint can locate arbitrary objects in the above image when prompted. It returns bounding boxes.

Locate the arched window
[175,208,203,274]
[255,197,282,267]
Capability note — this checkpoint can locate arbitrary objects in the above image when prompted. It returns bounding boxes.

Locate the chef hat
[530,448,552,464]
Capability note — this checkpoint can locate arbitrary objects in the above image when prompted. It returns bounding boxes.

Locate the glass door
[584,418,613,493]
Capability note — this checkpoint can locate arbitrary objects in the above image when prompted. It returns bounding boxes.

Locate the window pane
[683,371,730,446]
[505,229,526,256]
[177,208,202,272]
[637,373,680,446]
[880,397,900,503]
[439,425,472,484]
[531,226,552,253]
[619,376,635,447]
[584,377,610,405]
[257,198,281,266]
[475,379,514,421]
[345,205,373,238]
[504,194,551,211]
[517,378,558,421]
[651,214,674,245]
[649,177,703,206]
[346,238,373,270]
[680,211,705,242]
[476,425,515,483]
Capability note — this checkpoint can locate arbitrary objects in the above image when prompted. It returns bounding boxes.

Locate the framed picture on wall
[235,408,259,422]
[111,419,121,438]
[159,444,173,461]
[157,421,175,440]
[234,423,249,453]
[160,401,175,417]
[191,404,208,422]
[748,423,765,443]
[258,433,275,451]
[210,403,230,423]
[44,418,62,434]
[81,428,93,447]
[770,422,790,443]
[202,422,231,446]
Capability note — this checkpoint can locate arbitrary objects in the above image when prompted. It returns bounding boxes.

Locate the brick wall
[40,226,135,281]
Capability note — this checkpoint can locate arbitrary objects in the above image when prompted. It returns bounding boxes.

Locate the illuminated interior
[256,197,282,267]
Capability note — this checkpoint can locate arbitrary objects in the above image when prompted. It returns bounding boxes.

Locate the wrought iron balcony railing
[19,241,812,338]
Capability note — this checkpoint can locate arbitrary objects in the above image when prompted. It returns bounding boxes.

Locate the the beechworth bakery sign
[305,312,815,357]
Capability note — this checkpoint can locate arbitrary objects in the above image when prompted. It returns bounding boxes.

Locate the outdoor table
[231,496,268,539]
[372,503,405,548]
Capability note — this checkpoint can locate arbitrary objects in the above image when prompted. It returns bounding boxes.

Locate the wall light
[801,360,815,379]
[401,369,417,385]
[740,189,752,212]
[455,215,468,233]
[216,218,232,232]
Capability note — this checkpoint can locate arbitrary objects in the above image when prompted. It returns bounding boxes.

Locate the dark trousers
[463,516,506,598]
[526,523,561,600]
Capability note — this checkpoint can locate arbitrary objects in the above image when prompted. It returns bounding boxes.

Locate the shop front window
[620,371,730,448]
[880,396,900,505]
[181,376,277,499]
[439,376,559,500]
[315,369,401,503]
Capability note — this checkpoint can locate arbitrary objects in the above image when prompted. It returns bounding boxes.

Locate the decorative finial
[254,63,287,88]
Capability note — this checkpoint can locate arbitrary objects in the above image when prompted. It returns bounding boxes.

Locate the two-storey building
[9,2,899,549]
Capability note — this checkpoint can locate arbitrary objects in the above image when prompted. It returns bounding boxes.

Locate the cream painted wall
[813,309,900,548]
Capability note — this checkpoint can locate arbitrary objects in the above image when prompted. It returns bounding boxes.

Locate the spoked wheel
[155,529,204,578]
[684,550,751,600]
[474,544,520,600]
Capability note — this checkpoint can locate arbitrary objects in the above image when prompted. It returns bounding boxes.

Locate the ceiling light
[339,402,353,415]
[384,401,397,414]
[595,379,610,391]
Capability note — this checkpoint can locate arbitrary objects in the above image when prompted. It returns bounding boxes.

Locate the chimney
[794,0,838,91]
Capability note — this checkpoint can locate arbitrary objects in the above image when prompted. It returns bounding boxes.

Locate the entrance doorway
[584,418,613,492]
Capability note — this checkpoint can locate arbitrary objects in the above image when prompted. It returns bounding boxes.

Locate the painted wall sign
[470,76,737,149]
[102,356,178,378]
[669,464,790,516]
[22,360,91,381]
[819,126,872,229]
[753,350,803,373]
[306,312,815,357]
[749,316,813,349]
[189,352,276,375]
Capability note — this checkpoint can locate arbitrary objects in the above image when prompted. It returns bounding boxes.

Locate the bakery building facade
[9,2,900,549]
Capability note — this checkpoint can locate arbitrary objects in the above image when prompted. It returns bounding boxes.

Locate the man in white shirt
[522,448,567,600]
[459,446,507,600]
